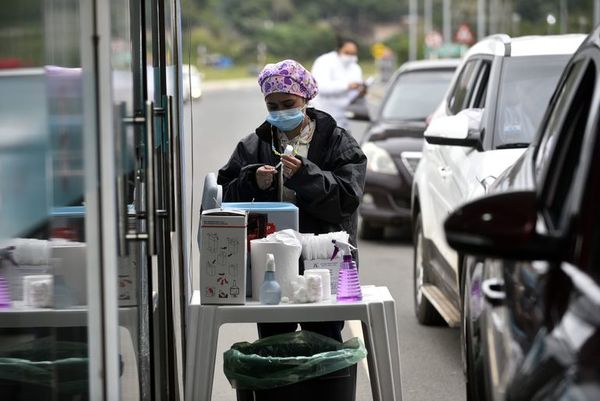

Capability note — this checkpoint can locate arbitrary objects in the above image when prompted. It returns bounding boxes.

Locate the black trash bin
[224,330,367,401]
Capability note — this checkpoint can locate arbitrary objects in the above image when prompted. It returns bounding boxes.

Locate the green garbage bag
[0,337,88,394]
[223,330,367,390]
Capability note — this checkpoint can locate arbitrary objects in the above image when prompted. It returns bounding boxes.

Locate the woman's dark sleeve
[285,133,367,224]
[217,139,277,202]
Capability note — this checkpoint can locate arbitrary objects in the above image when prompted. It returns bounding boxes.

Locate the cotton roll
[304,268,331,300]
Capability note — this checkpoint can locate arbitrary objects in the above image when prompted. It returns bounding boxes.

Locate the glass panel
[110,0,147,400]
[0,1,90,399]
[381,70,455,121]
[448,59,478,115]
[493,55,571,149]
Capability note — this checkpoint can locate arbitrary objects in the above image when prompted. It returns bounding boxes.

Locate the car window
[493,55,572,149]
[580,122,600,276]
[380,69,455,121]
[535,61,586,178]
[448,60,480,115]
[540,61,596,231]
[469,60,491,108]
[568,58,600,274]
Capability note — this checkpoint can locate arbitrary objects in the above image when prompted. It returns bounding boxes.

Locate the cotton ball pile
[305,275,322,302]
[290,274,323,303]
[291,276,308,303]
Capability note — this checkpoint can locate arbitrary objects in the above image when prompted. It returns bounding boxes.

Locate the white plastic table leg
[382,291,403,400]
[368,298,397,401]
[186,306,220,401]
[361,320,383,401]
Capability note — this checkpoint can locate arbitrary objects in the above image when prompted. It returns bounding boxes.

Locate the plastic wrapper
[223,330,367,390]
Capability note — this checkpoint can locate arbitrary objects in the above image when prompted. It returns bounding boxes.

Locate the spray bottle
[259,253,281,305]
[0,246,17,308]
[331,240,362,302]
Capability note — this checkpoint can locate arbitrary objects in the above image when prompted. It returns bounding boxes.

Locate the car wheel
[360,220,384,240]
[461,258,486,401]
[413,214,444,325]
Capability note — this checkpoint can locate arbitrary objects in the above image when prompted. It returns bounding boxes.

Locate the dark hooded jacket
[217,108,367,247]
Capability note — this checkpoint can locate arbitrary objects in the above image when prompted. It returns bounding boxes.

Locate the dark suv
[354,59,459,239]
[445,27,600,401]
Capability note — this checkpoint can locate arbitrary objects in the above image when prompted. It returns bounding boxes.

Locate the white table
[0,303,138,329]
[185,285,403,401]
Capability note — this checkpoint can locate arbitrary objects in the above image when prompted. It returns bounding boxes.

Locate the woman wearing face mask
[217,59,367,342]
[310,37,366,130]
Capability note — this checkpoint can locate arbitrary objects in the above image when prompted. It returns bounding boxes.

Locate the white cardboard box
[200,209,247,304]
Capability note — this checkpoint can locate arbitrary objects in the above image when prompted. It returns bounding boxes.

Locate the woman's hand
[255,165,277,190]
[281,155,302,179]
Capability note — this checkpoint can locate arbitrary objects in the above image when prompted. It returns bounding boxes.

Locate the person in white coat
[310,37,366,130]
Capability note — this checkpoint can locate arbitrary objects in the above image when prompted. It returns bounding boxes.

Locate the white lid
[266,253,276,272]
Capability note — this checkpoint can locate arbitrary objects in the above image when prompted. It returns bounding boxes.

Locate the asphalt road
[183,84,465,401]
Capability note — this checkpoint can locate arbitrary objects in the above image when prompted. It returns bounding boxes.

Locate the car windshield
[380,69,455,121]
[493,55,570,149]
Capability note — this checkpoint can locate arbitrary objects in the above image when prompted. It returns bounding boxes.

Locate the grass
[200,65,256,81]
[200,61,377,81]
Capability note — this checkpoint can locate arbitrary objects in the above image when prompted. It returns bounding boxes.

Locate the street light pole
[489,0,499,34]
[595,0,600,27]
[560,0,567,34]
[409,0,418,61]
[443,0,451,43]
[477,0,486,40]
[424,0,432,36]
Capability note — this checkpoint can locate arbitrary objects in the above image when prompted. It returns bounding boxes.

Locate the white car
[182,64,202,101]
[411,33,585,327]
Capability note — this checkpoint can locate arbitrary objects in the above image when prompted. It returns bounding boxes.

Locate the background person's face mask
[266,106,305,132]
[339,54,358,67]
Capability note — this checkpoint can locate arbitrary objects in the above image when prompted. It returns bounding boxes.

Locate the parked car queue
[445,28,600,401]
[352,29,599,401]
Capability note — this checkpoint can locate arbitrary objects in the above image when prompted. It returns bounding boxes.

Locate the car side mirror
[425,108,482,147]
[444,191,563,261]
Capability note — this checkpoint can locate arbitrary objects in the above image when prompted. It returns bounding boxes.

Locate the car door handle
[438,166,452,179]
[482,278,506,306]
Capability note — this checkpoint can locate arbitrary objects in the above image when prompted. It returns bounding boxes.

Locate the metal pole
[477,0,486,40]
[596,0,600,28]
[424,0,432,36]
[560,0,567,34]
[489,0,498,34]
[409,0,418,60]
[443,0,451,43]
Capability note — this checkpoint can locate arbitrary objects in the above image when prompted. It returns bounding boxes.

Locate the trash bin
[0,338,88,400]
[224,330,367,401]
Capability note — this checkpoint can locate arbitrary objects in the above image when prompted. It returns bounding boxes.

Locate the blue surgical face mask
[266,106,306,132]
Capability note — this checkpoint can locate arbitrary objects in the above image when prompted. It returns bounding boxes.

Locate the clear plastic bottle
[259,253,281,305]
[332,240,362,302]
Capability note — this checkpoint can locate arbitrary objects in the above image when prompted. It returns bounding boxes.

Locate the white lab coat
[310,51,363,130]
